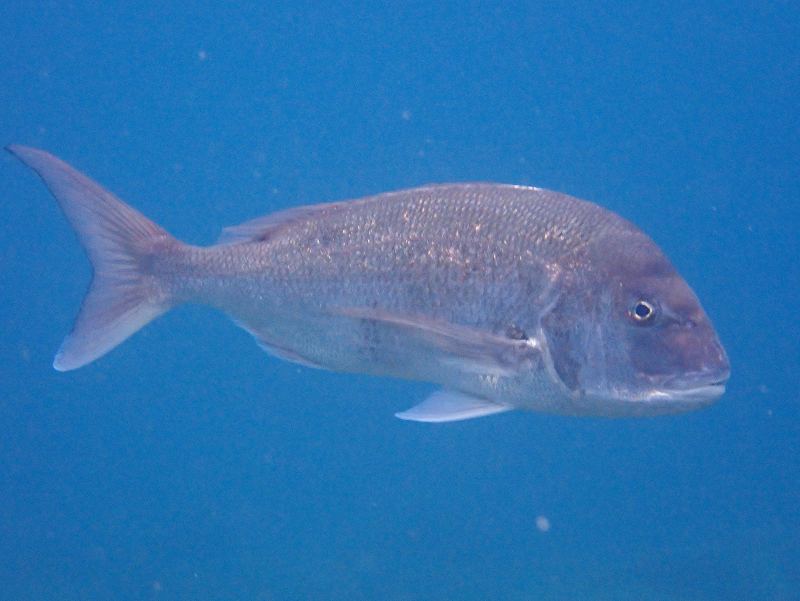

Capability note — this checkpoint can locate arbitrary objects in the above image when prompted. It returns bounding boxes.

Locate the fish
[7,145,730,421]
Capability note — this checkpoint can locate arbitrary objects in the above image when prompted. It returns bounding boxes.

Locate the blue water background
[1,3,797,599]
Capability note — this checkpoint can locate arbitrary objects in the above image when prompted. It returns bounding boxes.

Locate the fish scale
[197,185,617,320]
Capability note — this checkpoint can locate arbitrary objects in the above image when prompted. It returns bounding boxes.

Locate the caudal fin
[7,145,178,371]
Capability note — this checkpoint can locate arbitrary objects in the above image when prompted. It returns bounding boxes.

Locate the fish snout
[662,331,730,398]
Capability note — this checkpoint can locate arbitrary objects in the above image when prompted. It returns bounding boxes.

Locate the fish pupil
[633,301,654,321]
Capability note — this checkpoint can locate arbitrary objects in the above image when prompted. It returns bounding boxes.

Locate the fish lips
[647,381,727,404]
[647,366,731,406]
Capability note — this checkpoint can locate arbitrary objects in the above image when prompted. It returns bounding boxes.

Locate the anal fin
[232,318,324,369]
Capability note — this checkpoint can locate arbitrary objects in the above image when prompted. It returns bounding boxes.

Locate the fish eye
[630,300,655,323]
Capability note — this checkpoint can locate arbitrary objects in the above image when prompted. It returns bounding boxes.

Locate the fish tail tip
[52,345,79,372]
[52,356,68,372]
[5,144,37,158]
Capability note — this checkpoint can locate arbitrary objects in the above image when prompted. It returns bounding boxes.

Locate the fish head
[542,228,730,416]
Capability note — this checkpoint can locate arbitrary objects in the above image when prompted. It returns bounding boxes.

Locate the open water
[1,3,797,600]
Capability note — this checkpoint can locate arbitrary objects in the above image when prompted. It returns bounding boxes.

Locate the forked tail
[7,145,180,371]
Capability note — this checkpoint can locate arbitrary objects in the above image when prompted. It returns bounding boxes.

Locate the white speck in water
[535,515,550,533]
[198,49,208,61]
[401,109,412,121]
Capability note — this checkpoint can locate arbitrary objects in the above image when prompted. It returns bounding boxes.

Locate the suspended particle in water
[535,515,551,533]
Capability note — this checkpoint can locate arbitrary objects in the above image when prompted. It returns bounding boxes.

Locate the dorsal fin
[216,184,464,245]
[217,201,350,245]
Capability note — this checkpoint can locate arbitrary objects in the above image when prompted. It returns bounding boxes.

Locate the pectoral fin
[334,306,539,377]
[396,390,512,422]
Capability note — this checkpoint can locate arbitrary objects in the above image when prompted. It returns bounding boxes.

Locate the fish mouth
[646,379,728,404]
[648,358,731,404]
[583,378,727,416]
